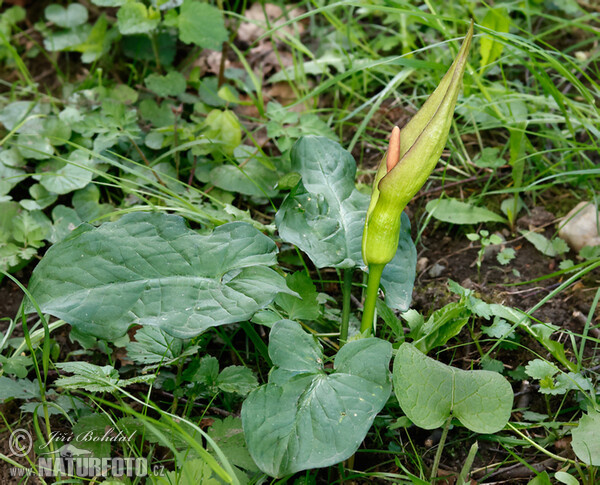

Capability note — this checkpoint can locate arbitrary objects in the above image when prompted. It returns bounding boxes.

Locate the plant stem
[507,422,575,464]
[340,268,354,348]
[360,263,384,335]
[150,32,162,72]
[339,269,354,346]
[430,415,452,482]
[577,287,600,372]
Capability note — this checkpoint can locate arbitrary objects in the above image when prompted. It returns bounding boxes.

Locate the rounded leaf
[393,343,513,434]
[571,410,600,465]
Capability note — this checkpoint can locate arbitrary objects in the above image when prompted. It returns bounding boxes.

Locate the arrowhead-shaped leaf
[276,136,416,311]
[393,343,513,433]
[380,212,416,311]
[276,136,367,269]
[242,320,392,477]
[27,213,293,340]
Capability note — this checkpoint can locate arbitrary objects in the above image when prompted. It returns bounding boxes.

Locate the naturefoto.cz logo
[9,427,153,478]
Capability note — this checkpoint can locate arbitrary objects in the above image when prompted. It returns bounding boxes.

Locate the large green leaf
[242,320,392,477]
[276,136,415,311]
[380,212,416,312]
[393,343,513,433]
[571,410,600,465]
[27,213,294,340]
[276,136,367,269]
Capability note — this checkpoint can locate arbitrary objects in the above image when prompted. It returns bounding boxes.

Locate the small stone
[428,263,446,278]
[558,202,600,252]
[483,231,506,260]
[460,278,477,291]
[416,257,429,273]
[517,206,556,229]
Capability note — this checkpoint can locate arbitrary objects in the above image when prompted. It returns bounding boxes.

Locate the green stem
[507,422,575,464]
[360,263,384,335]
[150,32,162,72]
[430,415,452,482]
[577,287,600,372]
[339,269,354,346]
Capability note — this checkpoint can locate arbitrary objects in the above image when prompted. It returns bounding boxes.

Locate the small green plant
[466,229,505,275]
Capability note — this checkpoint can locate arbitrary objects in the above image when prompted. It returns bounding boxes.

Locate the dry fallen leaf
[237,3,306,45]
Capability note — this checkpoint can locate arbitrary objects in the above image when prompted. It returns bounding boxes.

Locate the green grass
[0,0,599,483]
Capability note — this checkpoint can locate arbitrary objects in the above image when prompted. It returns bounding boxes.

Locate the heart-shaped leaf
[27,213,294,340]
[393,343,513,433]
[242,320,392,477]
[45,3,88,28]
[276,136,416,311]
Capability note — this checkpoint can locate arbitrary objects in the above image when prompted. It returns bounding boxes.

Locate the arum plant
[361,22,474,335]
[21,21,495,481]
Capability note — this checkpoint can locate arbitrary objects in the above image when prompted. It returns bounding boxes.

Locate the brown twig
[187,155,198,187]
[413,171,493,200]
[473,456,557,481]
[129,136,166,187]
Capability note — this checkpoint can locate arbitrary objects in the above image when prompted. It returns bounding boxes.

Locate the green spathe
[362,23,473,267]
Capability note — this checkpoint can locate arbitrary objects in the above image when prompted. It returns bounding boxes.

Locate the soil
[1,203,597,483]
[1,3,599,482]
[0,273,26,320]
[411,207,598,334]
